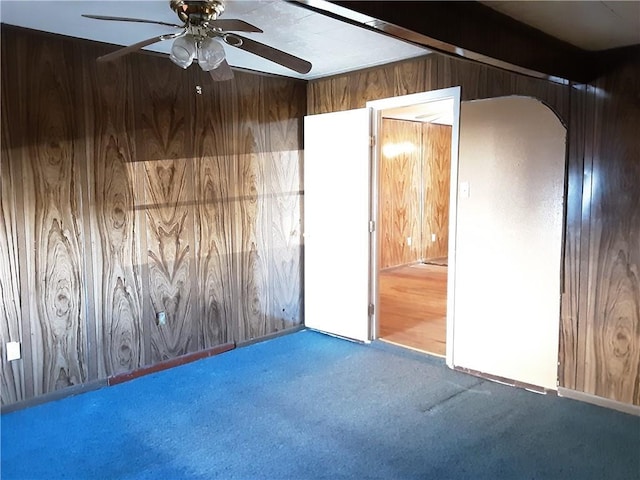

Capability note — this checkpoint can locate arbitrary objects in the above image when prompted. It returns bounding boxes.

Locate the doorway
[367,88,461,367]
[372,97,456,358]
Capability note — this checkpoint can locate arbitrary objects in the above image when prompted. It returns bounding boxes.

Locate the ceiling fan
[82,0,312,81]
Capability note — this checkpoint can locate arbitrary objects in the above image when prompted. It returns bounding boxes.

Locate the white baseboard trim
[557,387,640,416]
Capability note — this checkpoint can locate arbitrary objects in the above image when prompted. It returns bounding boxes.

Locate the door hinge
[369,220,375,233]
[370,135,376,147]
[368,304,375,316]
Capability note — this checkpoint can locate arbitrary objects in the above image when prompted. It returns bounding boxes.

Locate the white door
[453,97,566,390]
[303,108,372,341]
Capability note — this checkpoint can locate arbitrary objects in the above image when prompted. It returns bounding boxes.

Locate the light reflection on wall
[382,141,416,158]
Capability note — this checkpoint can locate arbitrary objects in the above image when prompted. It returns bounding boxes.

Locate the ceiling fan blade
[82,14,183,28]
[209,59,234,81]
[97,34,175,63]
[208,19,263,33]
[226,34,312,74]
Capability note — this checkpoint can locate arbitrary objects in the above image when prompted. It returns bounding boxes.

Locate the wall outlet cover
[6,341,21,361]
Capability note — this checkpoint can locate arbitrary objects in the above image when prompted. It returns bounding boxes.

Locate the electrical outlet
[407,236,412,246]
[431,233,437,242]
[6,342,21,361]
[156,311,167,326]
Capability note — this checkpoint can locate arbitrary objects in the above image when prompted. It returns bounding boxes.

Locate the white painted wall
[452,97,566,390]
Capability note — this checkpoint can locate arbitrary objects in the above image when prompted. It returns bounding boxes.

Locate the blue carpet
[2,330,639,479]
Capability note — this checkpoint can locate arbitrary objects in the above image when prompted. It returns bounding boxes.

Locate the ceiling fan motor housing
[170,0,225,25]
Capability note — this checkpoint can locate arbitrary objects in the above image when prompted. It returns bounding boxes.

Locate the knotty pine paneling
[133,53,198,363]
[82,44,144,378]
[379,119,422,269]
[422,123,451,260]
[18,34,89,395]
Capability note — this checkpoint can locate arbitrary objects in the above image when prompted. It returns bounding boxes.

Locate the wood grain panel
[20,36,88,395]
[422,123,451,260]
[0,103,25,405]
[559,83,590,390]
[1,27,307,407]
[379,119,422,269]
[134,54,196,362]
[234,74,270,343]
[266,150,303,329]
[83,45,143,377]
[308,55,567,121]
[580,62,640,405]
[438,56,489,101]
[393,56,430,96]
[328,75,353,114]
[262,77,304,330]
[349,66,396,110]
[0,29,27,405]
[574,85,598,394]
[306,74,352,115]
[192,70,237,348]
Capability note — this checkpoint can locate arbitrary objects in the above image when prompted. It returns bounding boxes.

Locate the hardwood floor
[378,263,447,356]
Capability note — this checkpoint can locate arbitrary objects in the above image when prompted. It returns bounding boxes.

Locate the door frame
[366,87,461,368]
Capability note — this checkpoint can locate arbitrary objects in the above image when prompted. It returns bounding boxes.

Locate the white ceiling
[481,1,640,51]
[0,0,430,80]
[2,1,637,80]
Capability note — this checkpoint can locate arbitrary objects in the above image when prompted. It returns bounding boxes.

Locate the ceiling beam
[294,0,636,83]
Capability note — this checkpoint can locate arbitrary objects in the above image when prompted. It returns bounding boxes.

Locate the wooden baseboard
[2,329,309,413]
[1,379,108,414]
[237,324,306,348]
[2,343,235,414]
[557,387,640,416]
[108,342,235,386]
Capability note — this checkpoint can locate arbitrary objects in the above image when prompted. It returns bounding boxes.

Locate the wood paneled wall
[308,54,639,406]
[0,27,305,406]
[379,119,422,269]
[378,119,451,269]
[422,123,451,261]
[560,62,640,405]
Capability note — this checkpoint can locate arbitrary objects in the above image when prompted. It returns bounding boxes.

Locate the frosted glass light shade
[170,35,196,69]
[197,37,226,71]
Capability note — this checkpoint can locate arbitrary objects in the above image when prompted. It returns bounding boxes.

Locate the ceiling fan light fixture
[197,37,226,71]
[170,35,196,68]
